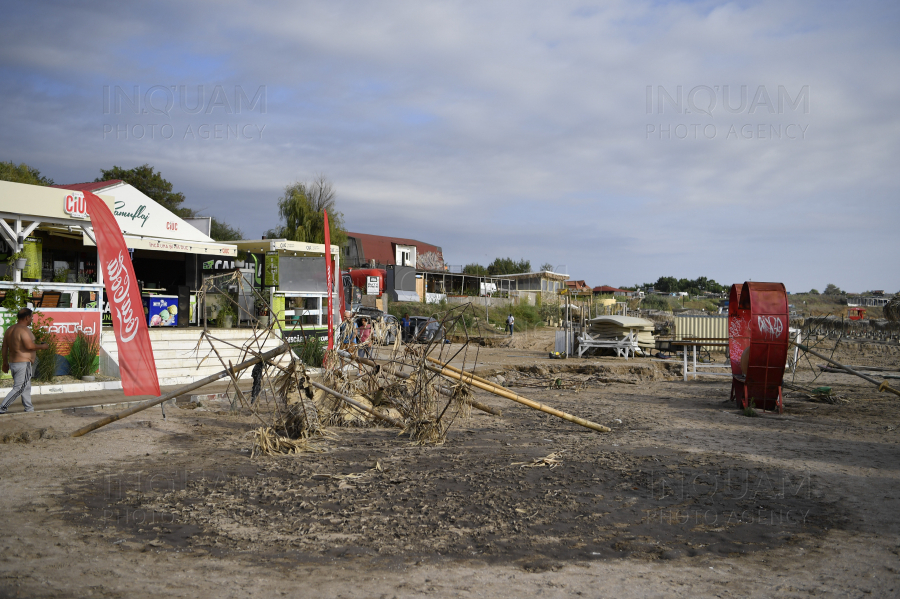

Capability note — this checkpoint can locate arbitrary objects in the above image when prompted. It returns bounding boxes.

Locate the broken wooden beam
[71,343,292,437]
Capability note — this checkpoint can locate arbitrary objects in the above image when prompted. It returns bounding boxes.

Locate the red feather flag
[323,211,334,352]
[84,191,161,396]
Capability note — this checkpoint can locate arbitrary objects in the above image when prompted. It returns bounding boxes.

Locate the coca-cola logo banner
[106,252,141,342]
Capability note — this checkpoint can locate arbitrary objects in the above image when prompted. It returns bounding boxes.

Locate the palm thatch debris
[250,427,329,457]
[511,452,563,469]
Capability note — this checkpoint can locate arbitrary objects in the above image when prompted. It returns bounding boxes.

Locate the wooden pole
[424,359,610,433]
[72,343,292,437]
[426,356,507,393]
[794,342,900,397]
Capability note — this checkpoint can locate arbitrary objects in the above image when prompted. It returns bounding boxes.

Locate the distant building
[592,285,630,297]
[566,280,592,294]
[342,232,443,270]
[503,270,570,302]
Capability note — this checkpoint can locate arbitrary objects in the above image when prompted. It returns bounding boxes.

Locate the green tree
[540,262,554,272]
[487,257,530,275]
[97,164,187,215]
[209,217,243,242]
[653,276,678,293]
[809,288,820,295]
[463,263,487,275]
[269,175,347,246]
[0,161,54,186]
[824,283,842,295]
[98,164,242,239]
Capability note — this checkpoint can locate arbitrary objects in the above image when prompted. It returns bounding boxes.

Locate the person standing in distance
[358,317,373,358]
[1,308,50,414]
[401,312,411,342]
[506,313,515,336]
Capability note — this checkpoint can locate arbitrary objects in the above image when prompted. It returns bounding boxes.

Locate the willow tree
[269,175,347,246]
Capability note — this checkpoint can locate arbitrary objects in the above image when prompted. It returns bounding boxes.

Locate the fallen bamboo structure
[306,378,404,428]
[336,350,502,417]
[425,361,611,433]
[427,356,509,393]
[72,343,293,437]
[73,342,404,437]
[794,342,900,397]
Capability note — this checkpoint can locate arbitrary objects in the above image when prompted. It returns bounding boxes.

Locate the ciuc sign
[63,191,89,219]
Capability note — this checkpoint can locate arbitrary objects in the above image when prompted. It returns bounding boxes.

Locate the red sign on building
[36,310,101,356]
[63,191,89,219]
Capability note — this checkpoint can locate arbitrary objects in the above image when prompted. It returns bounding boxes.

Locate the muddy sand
[1,332,899,597]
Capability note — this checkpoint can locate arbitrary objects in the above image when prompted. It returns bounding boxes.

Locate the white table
[671,340,731,381]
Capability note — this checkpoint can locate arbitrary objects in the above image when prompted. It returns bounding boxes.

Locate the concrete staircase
[100,328,288,387]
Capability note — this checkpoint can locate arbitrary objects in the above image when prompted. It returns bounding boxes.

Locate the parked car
[407,316,445,344]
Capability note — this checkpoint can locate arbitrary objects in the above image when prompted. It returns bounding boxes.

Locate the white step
[100,327,292,385]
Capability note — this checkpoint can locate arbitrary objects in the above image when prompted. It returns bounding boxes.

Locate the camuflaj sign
[108,184,215,243]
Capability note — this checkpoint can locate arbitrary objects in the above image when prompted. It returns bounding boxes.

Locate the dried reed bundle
[273,360,322,437]
[408,418,446,446]
[251,427,316,456]
[511,452,563,469]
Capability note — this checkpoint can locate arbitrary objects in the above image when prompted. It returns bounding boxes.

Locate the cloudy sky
[2,1,898,293]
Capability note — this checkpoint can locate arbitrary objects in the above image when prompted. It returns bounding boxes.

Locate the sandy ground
[1,331,899,598]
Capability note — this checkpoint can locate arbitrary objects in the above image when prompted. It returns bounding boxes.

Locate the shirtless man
[1,308,50,414]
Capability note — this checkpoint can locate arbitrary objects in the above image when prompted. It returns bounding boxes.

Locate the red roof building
[343,232,443,270]
[566,280,592,293]
[50,180,123,192]
[592,285,630,295]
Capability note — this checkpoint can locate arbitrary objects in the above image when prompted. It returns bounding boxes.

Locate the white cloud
[0,0,897,292]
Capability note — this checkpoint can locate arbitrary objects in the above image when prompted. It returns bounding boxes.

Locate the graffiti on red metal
[728,315,747,365]
[756,315,784,340]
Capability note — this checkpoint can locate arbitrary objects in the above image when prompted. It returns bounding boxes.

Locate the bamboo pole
[424,359,610,433]
[71,343,292,437]
[336,350,502,417]
[794,342,900,397]
[305,379,404,428]
[426,356,507,393]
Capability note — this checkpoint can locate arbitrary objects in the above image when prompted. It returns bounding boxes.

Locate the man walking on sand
[507,313,515,336]
[1,308,49,414]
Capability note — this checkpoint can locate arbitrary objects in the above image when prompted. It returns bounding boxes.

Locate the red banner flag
[84,191,161,397]
[323,211,334,351]
[337,268,346,324]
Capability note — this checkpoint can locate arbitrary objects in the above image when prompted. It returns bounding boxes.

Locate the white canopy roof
[70,181,236,256]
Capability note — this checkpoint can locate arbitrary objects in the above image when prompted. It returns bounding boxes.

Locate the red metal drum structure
[728,282,789,413]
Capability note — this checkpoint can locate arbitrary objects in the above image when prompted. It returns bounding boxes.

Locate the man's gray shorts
[1,362,34,413]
